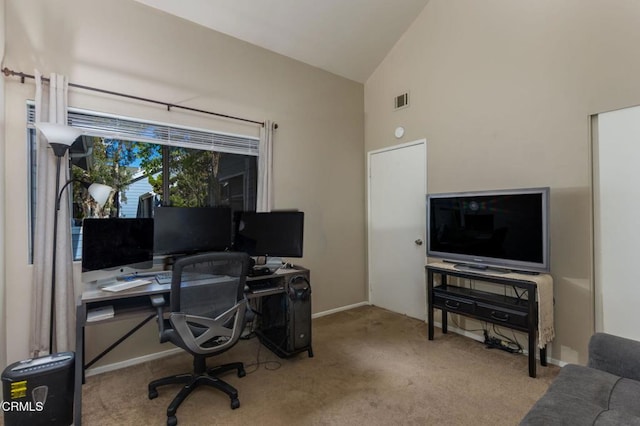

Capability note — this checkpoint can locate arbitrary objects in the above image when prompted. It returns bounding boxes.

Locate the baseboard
[431,320,565,367]
[86,302,371,376]
[312,301,370,319]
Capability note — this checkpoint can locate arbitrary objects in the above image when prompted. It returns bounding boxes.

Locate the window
[28,104,259,261]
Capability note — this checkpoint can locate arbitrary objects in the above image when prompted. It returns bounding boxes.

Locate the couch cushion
[520,364,633,425]
[520,392,607,425]
[595,409,640,425]
[546,364,619,408]
[610,377,640,417]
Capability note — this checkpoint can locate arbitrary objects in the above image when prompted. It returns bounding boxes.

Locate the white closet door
[594,105,640,341]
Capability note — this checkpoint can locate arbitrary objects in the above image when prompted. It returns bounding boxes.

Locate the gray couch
[521,332,640,425]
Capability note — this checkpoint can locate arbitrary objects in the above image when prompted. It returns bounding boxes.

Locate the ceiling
[133,0,430,83]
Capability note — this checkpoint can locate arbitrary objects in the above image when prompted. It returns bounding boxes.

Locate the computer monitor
[233,211,304,258]
[153,206,232,255]
[81,218,154,283]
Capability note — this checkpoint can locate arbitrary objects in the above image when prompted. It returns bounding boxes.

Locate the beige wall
[365,0,640,364]
[3,0,365,365]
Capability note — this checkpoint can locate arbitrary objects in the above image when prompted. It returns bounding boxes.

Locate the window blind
[27,104,259,156]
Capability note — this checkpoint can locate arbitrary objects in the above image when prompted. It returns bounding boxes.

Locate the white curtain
[0,0,7,370]
[30,71,75,356]
[257,120,274,212]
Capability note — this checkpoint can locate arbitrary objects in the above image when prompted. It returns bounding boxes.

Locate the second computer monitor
[233,211,304,258]
[154,206,232,255]
[82,218,155,272]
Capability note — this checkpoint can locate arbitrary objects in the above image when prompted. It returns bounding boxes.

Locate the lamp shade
[34,122,83,145]
[87,183,112,208]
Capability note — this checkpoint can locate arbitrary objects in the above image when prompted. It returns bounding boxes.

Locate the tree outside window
[68,137,257,259]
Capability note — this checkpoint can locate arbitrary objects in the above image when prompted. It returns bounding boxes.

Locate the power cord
[241,300,283,373]
[243,336,282,374]
[483,327,523,354]
[492,324,523,353]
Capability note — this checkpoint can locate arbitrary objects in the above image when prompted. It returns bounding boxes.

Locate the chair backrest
[168,251,250,355]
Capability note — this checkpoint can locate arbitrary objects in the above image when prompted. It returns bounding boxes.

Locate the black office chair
[148,251,251,426]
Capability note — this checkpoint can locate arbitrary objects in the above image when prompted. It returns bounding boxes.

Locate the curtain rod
[2,67,265,127]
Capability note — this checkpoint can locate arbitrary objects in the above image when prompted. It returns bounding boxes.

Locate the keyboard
[100,279,152,292]
[155,272,215,285]
[155,273,172,285]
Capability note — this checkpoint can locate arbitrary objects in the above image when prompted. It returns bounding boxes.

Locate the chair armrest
[587,332,640,381]
[150,294,166,307]
[149,294,167,336]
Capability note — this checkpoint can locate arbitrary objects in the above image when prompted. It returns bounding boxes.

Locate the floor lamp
[34,123,112,353]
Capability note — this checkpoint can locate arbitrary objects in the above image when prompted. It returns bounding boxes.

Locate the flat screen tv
[81,218,155,282]
[233,211,304,258]
[153,206,232,255]
[426,187,550,273]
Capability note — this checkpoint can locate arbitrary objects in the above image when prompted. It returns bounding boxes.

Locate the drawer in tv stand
[432,284,531,331]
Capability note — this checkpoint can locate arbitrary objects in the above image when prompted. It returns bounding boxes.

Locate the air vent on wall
[394,92,409,110]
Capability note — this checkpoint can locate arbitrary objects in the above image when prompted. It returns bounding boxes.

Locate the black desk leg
[528,333,536,378]
[527,283,537,378]
[427,270,434,340]
[440,273,449,334]
[540,346,547,366]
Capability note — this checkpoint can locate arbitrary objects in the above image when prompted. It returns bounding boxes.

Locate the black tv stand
[427,262,552,378]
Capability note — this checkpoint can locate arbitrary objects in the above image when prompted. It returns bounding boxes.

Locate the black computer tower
[257,276,313,358]
[2,352,75,426]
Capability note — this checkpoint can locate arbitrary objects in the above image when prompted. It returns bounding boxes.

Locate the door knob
[415,239,423,246]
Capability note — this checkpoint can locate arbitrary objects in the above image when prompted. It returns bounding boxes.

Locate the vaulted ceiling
[133,0,430,83]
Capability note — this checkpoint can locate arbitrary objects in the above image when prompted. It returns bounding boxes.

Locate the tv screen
[153,206,232,255]
[427,187,550,273]
[233,211,304,258]
[82,218,154,272]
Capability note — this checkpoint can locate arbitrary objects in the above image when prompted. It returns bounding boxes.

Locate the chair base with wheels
[148,354,246,425]
[147,252,251,426]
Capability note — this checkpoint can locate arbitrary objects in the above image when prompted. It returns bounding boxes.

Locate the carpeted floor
[80,306,559,425]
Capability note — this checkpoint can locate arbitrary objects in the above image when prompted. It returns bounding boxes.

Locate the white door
[594,106,640,342]
[368,140,427,320]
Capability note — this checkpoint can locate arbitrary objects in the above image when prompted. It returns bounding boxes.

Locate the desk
[73,266,311,425]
